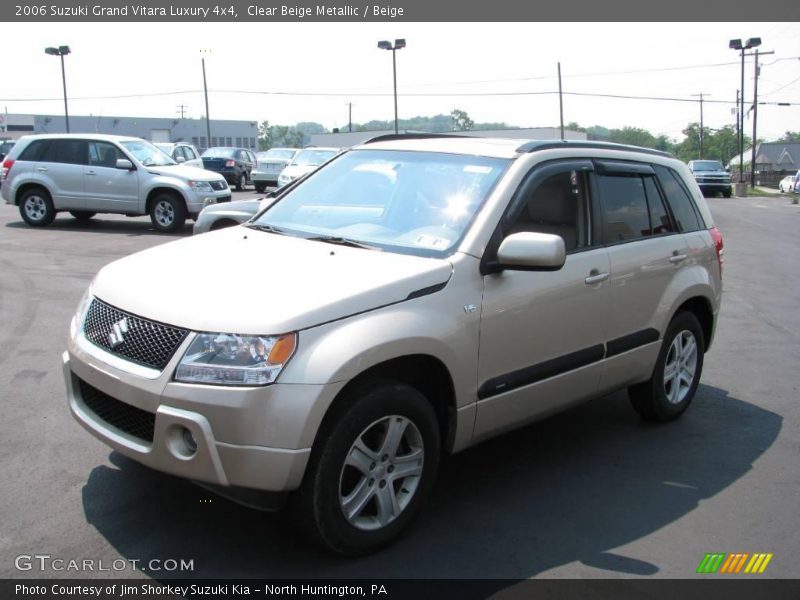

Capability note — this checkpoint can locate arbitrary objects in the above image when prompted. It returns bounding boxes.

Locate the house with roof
[728,142,800,186]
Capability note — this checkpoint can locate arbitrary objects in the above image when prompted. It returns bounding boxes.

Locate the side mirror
[176,156,186,163]
[497,232,566,270]
[116,159,134,170]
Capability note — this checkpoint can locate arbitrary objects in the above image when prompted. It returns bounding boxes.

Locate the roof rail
[362,132,469,144]
[515,139,673,158]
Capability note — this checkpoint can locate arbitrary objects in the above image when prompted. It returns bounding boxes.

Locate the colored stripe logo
[697,552,773,574]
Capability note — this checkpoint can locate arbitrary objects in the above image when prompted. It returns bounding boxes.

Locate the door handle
[669,252,687,264]
[585,270,610,285]
[36,167,48,172]
[86,170,97,176]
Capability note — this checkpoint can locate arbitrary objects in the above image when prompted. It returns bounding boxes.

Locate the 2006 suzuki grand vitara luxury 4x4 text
[63,135,723,555]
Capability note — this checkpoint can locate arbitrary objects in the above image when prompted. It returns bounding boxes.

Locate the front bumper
[62,323,336,493]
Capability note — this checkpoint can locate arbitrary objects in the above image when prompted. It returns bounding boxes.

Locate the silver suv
[63,136,723,555]
[1,134,231,232]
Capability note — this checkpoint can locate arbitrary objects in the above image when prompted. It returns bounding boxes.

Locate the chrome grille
[83,298,188,370]
[78,377,155,443]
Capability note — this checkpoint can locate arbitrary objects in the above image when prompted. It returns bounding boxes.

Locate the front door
[475,160,611,441]
[84,141,139,212]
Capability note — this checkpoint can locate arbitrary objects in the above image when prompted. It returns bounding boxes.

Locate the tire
[149,193,187,232]
[19,187,56,227]
[236,172,247,191]
[629,311,705,421]
[722,189,732,198]
[293,380,441,556]
[255,183,266,194]
[69,211,97,221]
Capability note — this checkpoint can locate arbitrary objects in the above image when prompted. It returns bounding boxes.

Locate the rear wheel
[236,172,247,191]
[149,193,187,232]
[255,183,266,194]
[293,380,440,555]
[69,211,97,221]
[19,188,56,227]
[629,311,704,421]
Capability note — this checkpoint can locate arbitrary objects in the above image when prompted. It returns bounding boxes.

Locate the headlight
[188,180,214,192]
[175,332,297,386]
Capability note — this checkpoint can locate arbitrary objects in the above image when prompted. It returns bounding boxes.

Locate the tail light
[1,158,14,180]
[709,226,724,277]
[224,160,236,167]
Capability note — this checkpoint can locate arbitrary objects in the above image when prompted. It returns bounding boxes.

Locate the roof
[729,142,800,170]
[357,134,674,160]
[17,133,144,143]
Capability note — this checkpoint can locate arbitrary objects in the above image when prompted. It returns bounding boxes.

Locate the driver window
[508,170,588,252]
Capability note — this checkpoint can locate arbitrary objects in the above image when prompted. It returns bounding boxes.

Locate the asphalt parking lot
[0,192,798,581]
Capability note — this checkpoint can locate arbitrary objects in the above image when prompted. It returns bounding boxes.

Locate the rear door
[592,161,686,393]
[84,141,139,212]
[37,139,88,210]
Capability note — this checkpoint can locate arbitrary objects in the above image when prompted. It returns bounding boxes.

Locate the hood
[201,199,262,216]
[148,164,225,182]
[282,165,317,179]
[91,227,453,334]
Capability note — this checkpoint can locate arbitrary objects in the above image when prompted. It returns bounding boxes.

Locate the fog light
[183,427,198,453]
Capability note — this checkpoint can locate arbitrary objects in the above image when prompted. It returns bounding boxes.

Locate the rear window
[18,140,49,162]
[40,139,88,165]
[203,147,236,158]
[653,165,703,232]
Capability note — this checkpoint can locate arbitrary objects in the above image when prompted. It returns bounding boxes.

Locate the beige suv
[63,136,723,555]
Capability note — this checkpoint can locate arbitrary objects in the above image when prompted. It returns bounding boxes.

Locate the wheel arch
[14,182,52,206]
[673,295,715,352]
[145,186,187,215]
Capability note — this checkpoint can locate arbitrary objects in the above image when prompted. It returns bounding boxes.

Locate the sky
[1,22,798,142]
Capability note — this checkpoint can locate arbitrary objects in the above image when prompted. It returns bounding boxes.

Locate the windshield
[291,148,337,167]
[264,148,297,160]
[253,149,509,257]
[202,147,236,159]
[692,160,724,171]
[120,140,177,167]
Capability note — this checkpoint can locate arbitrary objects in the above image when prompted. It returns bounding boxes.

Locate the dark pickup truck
[687,160,732,198]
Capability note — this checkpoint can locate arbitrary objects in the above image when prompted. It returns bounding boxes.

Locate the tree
[450,109,474,131]
[776,131,800,143]
[257,120,272,150]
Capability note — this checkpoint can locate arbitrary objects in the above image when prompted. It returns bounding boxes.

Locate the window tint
[185,146,198,160]
[88,141,123,168]
[41,139,87,165]
[18,140,49,162]
[598,175,651,243]
[508,169,589,252]
[173,146,186,161]
[653,165,703,232]
[643,177,674,235]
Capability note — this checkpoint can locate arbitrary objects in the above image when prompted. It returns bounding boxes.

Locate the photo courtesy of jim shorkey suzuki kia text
[15,584,388,596]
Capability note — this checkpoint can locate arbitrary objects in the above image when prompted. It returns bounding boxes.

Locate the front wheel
[722,189,732,198]
[629,311,705,421]
[293,380,440,555]
[255,183,266,194]
[149,193,187,232]
[19,188,56,227]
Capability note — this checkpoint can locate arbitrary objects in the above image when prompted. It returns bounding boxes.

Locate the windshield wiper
[243,223,289,236]
[305,235,382,251]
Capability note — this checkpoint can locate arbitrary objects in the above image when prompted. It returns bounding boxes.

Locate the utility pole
[557,62,564,140]
[691,93,709,159]
[746,49,773,187]
[735,89,740,180]
[177,104,188,119]
[347,102,353,133]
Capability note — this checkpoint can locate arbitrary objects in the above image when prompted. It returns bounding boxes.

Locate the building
[0,113,259,152]
[309,127,588,148]
[728,142,800,186]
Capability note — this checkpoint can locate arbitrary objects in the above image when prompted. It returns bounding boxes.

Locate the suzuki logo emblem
[108,318,129,348]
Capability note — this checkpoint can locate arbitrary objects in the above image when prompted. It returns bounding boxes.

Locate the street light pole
[200,49,212,149]
[691,93,709,159]
[378,39,406,135]
[729,37,761,187]
[45,45,71,133]
[751,49,759,187]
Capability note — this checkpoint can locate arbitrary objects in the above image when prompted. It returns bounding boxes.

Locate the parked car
[778,175,796,193]
[793,169,800,193]
[0,140,15,162]
[193,197,271,234]
[276,147,339,187]
[252,148,299,193]
[201,147,256,191]
[64,136,722,555]
[687,160,732,198]
[154,142,203,168]
[1,134,230,232]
